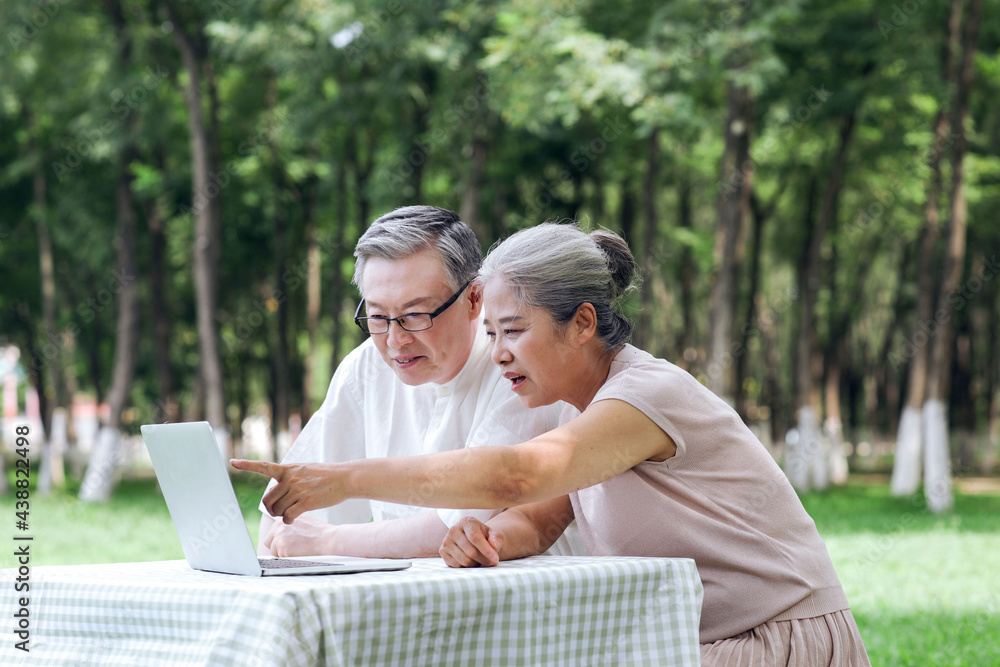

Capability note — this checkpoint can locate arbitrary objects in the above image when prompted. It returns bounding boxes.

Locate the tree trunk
[736,191,766,421]
[786,178,819,491]
[708,82,752,404]
[20,322,48,474]
[32,157,65,495]
[636,128,660,352]
[81,150,139,494]
[0,353,7,491]
[490,179,508,242]
[983,269,999,474]
[892,0,962,496]
[825,348,848,485]
[329,162,351,377]
[33,163,55,441]
[873,245,914,441]
[405,66,435,204]
[789,111,857,492]
[80,0,140,502]
[460,133,487,238]
[352,130,377,279]
[819,228,841,491]
[145,164,179,424]
[348,126,375,238]
[60,328,77,449]
[266,82,292,461]
[234,350,249,459]
[827,208,884,482]
[619,177,636,250]
[950,324,976,471]
[460,94,491,238]
[270,196,291,462]
[569,167,585,224]
[758,290,785,458]
[184,371,204,423]
[301,173,321,423]
[923,0,981,514]
[675,170,695,369]
[82,314,104,411]
[167,3,229,455]
[592,159,606,226]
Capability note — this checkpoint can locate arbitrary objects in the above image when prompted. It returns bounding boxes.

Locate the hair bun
[591,229,637,298]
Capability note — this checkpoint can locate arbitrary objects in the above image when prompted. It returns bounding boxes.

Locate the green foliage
[0,0,997,460]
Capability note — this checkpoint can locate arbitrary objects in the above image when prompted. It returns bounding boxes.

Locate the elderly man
[258,206,585,558]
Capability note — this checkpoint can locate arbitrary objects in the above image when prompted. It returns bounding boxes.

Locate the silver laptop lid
[142,421,262,576]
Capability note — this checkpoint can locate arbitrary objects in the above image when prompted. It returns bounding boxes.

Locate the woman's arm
[440,495,576,567]
[232,398,676,523]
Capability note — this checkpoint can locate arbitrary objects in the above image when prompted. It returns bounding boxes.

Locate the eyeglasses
[354,279,474,335]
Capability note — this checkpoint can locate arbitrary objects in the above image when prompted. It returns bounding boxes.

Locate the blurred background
[0,0,998,512]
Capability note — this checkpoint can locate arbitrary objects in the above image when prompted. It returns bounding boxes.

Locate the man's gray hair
[353,206,481,296]
[479,222,638,351]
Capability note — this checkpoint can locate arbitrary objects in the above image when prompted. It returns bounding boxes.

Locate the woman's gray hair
[479,222,638,351]
[353,206,481,296]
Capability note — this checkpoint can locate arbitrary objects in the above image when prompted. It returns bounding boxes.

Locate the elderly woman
[234,223,870,665]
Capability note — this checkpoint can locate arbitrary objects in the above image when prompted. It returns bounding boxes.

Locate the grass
[800,484,1000,667]
[0,472,270,569]
[3,474,999,666]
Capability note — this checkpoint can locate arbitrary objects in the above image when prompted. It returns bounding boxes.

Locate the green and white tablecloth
[2,556,702,666]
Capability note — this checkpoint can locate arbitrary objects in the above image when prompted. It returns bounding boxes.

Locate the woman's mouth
[505,373,526,390]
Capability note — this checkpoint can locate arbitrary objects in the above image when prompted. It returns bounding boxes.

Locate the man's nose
[386,320,415,347]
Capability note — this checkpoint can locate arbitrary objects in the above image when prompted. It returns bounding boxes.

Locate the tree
[891,0,964,497]
[707,80,753,405]
[80,0,142,503]
[165,1,229,454]
[923,0,983,514]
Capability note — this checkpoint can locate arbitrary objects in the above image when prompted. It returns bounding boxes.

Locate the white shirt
[260,331,589,555]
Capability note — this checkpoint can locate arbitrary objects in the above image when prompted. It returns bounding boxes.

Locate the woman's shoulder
[605,345,697,392]
[600,345,738,427]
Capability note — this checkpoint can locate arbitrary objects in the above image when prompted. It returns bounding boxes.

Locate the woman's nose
[490,338,511,365]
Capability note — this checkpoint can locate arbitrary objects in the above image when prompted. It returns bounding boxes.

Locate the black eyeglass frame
[353,278,474,334]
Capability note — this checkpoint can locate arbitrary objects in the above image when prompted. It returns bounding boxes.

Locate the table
[2,556,703,666]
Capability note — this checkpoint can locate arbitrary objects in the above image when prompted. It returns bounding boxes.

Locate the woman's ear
[572,303,598,345]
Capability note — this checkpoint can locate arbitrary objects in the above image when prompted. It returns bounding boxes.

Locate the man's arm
[258,510,449,558]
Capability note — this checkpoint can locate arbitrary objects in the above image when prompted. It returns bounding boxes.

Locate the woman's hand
[230,459,344,524]
[439,516,504,567]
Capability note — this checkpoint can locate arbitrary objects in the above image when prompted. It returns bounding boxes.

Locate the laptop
[141,421,411,576]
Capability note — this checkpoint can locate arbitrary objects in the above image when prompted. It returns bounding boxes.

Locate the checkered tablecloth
[1,556,702,666]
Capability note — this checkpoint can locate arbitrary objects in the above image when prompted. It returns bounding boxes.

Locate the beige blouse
[566,345,849,643]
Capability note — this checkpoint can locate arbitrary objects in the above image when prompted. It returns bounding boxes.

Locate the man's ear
[572,302,598,346]
[467,283,484,319]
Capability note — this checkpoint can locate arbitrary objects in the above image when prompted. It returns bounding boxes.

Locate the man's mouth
[394,356,422,368]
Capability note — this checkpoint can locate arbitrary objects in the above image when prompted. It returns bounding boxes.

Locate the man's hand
[439,516,504,567]
[231,459,345,523]
[262,514,337,557]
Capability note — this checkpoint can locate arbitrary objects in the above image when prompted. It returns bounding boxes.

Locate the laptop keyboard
[259,557,344,569]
